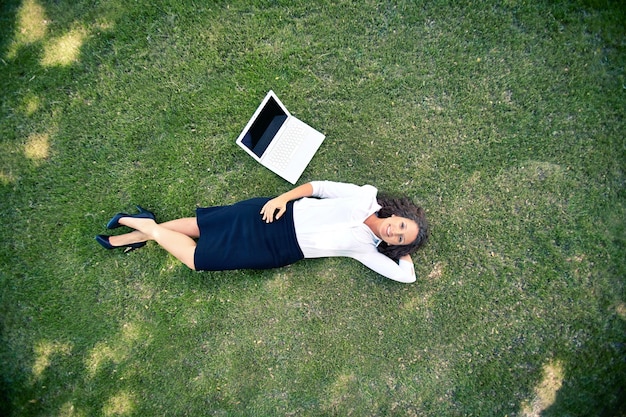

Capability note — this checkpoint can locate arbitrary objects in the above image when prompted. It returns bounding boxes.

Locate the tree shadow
[541,314,626,416]
[0,324,13,417]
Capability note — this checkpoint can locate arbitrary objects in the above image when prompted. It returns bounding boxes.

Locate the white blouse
[292,181,416,283]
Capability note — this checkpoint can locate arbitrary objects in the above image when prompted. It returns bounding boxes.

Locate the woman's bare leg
[159,218,200,238]
[117,217,198,270]
[109,218,199,246]
[108,230,149,247]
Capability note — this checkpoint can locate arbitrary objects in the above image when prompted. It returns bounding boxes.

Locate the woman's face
[378,215,419,246]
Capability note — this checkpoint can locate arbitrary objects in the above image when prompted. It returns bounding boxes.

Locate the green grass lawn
[1,0,624,416]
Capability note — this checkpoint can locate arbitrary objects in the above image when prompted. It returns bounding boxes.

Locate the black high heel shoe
[95,235,146,253]
[106,205,156,229]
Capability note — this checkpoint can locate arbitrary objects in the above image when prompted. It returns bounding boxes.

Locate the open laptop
[235,90,326,184]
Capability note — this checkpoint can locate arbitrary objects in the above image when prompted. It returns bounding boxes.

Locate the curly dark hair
[375,194,429,260]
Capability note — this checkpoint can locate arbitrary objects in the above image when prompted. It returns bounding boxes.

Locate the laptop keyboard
[266,124,305,169]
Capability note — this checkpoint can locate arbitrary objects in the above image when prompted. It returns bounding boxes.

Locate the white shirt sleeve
[310,181,377,200]
[352,251,416,283]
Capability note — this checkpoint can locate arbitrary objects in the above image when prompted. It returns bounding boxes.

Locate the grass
[1,0,625,416]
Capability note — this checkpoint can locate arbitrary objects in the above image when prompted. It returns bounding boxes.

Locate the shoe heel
[106,206,155,229]
[96,235,114,249]
[136,205,155,220]
[106,213,127,229]
[96,235,146,252]
[123,242,146,253]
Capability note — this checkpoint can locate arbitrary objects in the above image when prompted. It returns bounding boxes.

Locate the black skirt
[193,197,304,271]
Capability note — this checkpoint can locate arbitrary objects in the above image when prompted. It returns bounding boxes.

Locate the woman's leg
[108,230,149,247]
[159,218,200,238]
[117,217,199,270]
[109,218,199,246]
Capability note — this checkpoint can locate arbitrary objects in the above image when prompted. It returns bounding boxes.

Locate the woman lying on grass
[96,181,428,283]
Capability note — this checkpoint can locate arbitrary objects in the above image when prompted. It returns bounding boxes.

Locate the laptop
[235,90,326,184]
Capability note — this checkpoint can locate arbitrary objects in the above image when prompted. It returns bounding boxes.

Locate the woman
[96,181,428,283]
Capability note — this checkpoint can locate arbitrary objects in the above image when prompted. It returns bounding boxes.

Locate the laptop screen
[241,97,287,157]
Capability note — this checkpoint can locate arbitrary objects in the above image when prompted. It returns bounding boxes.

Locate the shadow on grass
[0,327,12,417]
[0,0,19,55]
[0,0,98,186]
[543,317,626,417]
[0,4,19,413]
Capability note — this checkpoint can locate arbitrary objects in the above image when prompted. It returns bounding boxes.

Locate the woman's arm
[260,182,314,223]
[397,254,416,282]
[398,254,413,265]
[353,252,416,283]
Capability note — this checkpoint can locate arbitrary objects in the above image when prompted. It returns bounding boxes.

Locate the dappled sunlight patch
[566,254,585,263]
[7,0,90,66]
[120,321,142,341]
[95,18,115,31]
[190,370,211,391]
[103,390,136,416]
[86,344,121,378]
[42,28,87,67]
[401,292,433,314]
[24,132,50,161]
[85,322,144,378]
[299,263,341,285]
[495,161,568,199]
[264,271,292,292]
[0,171,16,185]
[445,160,577,266]
[161,254,185,273]
[31,340,73,382]
[58,401,86,417]
[458,161,570,221]
[323,372,359,413]
[616,302,626,320]
[427,261,443,280]
[22,93,41,116]
[7,0,47,58]
[520,359,564,417]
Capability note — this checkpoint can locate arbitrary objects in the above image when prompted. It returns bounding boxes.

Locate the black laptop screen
[241,97,287,157]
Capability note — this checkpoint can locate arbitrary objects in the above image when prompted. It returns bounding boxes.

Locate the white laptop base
[235,91,325,184]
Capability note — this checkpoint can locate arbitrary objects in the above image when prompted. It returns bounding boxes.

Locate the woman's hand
[259,183,314,223]
[260,197,288,223]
